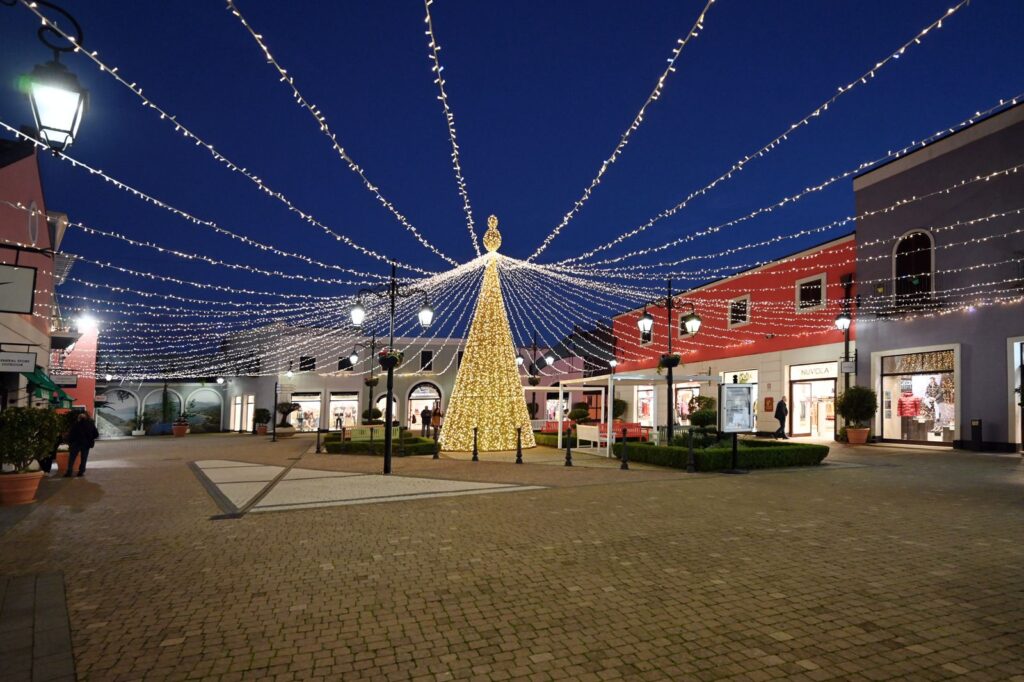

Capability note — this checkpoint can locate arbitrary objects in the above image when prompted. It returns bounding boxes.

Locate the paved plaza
[1,434,1022,681]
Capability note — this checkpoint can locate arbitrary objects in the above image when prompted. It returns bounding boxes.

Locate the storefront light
[350,302,366,327]
[515,356,524,366]
[637,307,654,334]
[418,303,434,329]
[609,359,618,368]
[834,312,852,331]
[25,59,88,152]
[545,354,555,366]
[681,311,702,335]
[349,352,360,366]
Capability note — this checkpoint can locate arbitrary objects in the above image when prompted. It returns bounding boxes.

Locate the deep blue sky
[2,0,1023,320]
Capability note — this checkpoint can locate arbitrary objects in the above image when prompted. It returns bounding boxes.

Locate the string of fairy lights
[4,1,1017,384]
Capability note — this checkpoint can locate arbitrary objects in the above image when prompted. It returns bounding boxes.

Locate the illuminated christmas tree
[440,216,536,452]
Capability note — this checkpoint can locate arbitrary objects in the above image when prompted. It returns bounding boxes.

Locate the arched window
[893,231,933,305]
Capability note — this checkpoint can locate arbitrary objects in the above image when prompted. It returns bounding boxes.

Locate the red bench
[540,420,573,434]
[598,421,649,441]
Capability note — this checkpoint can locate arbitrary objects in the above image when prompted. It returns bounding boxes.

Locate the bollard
[315,428,322,454]
[472,427,479,462]
[686,427,695,473]
[620,428,629,470]
[564,435,573,467]
[515,427,523,464]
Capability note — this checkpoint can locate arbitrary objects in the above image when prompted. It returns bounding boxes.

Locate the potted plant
[363,376,379,388]
[527,376,541,387]
[378,348,404,370]
[0,407,60,506]
[835,385,878,445]
[612,399,628,420]
[275,402,300,438]
[171,414,189,438]
[253,408,271,436]
[659,352,681,369]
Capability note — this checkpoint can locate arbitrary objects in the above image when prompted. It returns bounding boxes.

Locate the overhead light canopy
[25,60,88,152]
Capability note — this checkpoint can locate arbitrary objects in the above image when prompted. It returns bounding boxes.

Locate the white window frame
[728,295,751,329]
[794,273,827,313]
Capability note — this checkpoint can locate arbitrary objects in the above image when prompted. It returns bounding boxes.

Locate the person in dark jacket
[773,396,789,439]
[66,412,99,477]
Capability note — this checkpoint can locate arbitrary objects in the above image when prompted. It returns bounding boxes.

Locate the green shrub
[325,437,437,456]
[670,427,721,449]
[253,408,271,425]
[835,386,877,427]
[361,408,382,423]
[689,395,716,413]
[612,441,828,472]
[527,402,539,418]
[534,433,577,448]
[612,399,627,420]
[690,408,717,428]
[0,407,61,473]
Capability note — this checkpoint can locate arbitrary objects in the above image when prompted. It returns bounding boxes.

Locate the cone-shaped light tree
[440,216,536,452]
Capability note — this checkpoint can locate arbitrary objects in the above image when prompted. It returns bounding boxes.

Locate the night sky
[1,0,1022,353]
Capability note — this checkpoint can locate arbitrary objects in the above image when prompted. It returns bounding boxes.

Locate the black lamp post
[637,279,701,444]
[351,264,434,475]
[349,333,378,425]
[5,0,89,152]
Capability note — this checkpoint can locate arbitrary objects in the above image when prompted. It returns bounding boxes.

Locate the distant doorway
[790,379,835,438]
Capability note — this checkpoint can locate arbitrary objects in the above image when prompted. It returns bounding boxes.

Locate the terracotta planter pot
[846,427,870,444]
[171,423,188,438]
[0,471,45,506]
[256,424,268,436]
[55,451,70,475]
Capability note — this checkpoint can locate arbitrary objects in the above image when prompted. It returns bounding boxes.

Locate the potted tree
[253,408,271,436]
[171,413,189,438]
[0,407,60,506]
[275,402,300,438]
[835,385,878,445]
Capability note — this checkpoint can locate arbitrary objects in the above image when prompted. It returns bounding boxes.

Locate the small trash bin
[970,419,982,451]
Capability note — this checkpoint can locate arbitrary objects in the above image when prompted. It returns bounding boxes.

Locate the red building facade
[611,234,857,437]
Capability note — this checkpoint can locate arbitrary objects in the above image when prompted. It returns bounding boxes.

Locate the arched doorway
[96,388,139,438]
[407,382,441,433]
[375,393,399,425]
[186,388,223,433]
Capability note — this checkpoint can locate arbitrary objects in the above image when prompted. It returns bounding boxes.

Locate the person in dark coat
[773,396,789,439]
[66,412,99,477]
[420,407,432,437]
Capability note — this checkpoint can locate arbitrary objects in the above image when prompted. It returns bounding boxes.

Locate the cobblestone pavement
[0,434,1022,681]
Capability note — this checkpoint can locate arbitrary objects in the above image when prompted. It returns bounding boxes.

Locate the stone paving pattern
[0,434,1022,681]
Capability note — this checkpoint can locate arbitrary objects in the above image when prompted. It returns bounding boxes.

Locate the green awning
[54,387,74,408]
[21,367,62,402]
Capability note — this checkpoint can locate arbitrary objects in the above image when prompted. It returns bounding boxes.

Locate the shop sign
[53,374,78,387]
[0,264,36,314]
[0,351,35,372]
[790,362,838,381]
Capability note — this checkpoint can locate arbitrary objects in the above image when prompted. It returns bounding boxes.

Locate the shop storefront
[789,362,836,438]
[879,349,956,444]
[329,392,358,430]
[674,384,701,425]
[289,392,321,432]
[407,382,441,430]
[230,394,255,432]
[635,386,654,426]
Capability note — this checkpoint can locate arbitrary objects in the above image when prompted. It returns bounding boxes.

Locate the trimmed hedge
[325,436,437,456]
[534,433,577,448]
[612,440,828,472]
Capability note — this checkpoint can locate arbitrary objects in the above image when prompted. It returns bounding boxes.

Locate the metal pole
[433,426,440,459]
[666,278,675,444]
[565,428,573,466]
[383,265,397,476]
[272,380,278,442]
[315,427,322,454]
[620,428,628,470]
[472,427,479,461]
[687,426,695,473]
[516,427,523,464]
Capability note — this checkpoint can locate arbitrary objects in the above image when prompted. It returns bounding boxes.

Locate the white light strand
[527,0,718,262]
[423,0,480,257]
[224,0,460,267]
[549,0,973,265]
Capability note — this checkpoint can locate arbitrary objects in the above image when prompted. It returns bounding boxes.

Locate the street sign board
[0,264,37,314]
[840,360,856,374]
[719,383,755,433]
[52,374,78,387]
[0,351,36,372]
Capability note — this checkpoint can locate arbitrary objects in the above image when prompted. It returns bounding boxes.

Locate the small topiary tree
[527,402,539,419]
[689,395,716,414]
[567,401,590,423]
[276,402,300,427]
[362,407,383,425]
[612,399,628,420]
[689,408,717,428]
[835,386,877,428]
[253,408,271,425]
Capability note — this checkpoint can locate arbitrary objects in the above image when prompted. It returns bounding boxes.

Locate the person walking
[66,412,99,477]
[420,406,432,437]
[773,396,789,439]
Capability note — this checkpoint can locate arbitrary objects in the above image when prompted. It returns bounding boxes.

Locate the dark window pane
[730,298,748,325]
[299,356,316,371]
[894,232,932,304]
[420,351,433,371]
[798,278,823,309]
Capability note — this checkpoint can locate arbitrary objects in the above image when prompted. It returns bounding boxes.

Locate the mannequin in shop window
[897,386,920,439]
